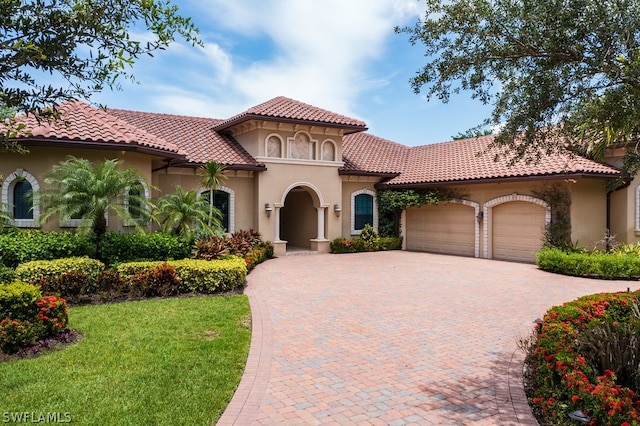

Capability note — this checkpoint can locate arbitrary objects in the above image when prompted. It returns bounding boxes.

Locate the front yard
[0,295,250,425]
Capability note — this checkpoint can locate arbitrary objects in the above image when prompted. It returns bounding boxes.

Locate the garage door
[406,203,475,256]
[492,201,546,263]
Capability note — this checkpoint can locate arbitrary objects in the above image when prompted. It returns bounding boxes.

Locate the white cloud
[173,0,423,115]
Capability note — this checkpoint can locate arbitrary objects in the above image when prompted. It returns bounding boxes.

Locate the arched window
[1,169,40,228]
[200,186,234,233]
[13,180,33,220]
[351,189,378,234]
[123,181,150,226]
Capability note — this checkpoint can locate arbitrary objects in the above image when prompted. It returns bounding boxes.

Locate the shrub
[530,291,640,425]
[0,282,42,321]
[98,232,192,266]
[35,295,68,335]
[245,241,274,271]
[330,238,357,254]
[536,247,640,279]
[128,263,184,298]
[192,235,228,260]
[226,234,252,256]
[15,257,105,287]
[378,237,403,251]
[0,283,68,354]
[38,271,90,299]
[117,258,247,294]
[0,318,44,354]
[330,234,402,254]
[231,229,262,247]
[95,270,127,294]
[0,264,16,284]
[0,229,94,268]
[171,258,246,293]
[359,224,379,251]
[193,229,267,260]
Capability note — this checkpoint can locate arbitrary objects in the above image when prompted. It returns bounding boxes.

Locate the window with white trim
[124,181,150,226]
[199,186,235,233]
[1,169,40,228]
[350,189,378,235]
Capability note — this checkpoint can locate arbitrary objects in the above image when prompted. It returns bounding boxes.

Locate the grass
[0,295,251,425]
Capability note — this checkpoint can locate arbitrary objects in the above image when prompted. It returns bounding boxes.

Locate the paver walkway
[219,251,636,425]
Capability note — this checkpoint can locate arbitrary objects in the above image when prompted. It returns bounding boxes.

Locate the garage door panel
[406,203,475,256]
[492,201,545,263]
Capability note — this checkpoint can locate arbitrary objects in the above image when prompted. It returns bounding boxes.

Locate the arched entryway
[281,187,316,249]
[275,182,329,253]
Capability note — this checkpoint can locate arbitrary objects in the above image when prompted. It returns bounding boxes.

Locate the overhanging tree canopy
[1,0,200,149]
[398,0,640,166]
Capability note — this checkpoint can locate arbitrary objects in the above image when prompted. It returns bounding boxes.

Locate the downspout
[606,177,632,251]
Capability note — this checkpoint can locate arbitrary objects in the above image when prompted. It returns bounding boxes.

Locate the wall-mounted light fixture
[334,204,341,217]
[476,211,484,224]
[265,203,273,218]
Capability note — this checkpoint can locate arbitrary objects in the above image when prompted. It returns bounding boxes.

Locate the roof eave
[12,137,186,160]
[338,170,400,178]
[376,172,621,189]
[169,159,266,172]
[214,114,367,134]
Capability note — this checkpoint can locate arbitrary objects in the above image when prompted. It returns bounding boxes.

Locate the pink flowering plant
[530,291,640,425]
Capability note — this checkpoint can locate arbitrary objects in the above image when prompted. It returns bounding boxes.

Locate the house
[1,96,629,262]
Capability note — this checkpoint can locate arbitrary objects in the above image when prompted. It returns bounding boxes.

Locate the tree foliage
[398,0,640,165]
[198,161,227,228]
[1,0,200,150]
[451,128,493,140]
[153,185,222,241]
[37,156,151,239]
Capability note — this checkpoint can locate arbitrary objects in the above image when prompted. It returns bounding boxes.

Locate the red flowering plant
[530,291,640,425]
[36,295,69,335]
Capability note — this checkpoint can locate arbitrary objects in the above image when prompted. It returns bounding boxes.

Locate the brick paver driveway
[219,251,636,425]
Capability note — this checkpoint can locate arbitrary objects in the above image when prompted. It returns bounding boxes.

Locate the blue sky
[93,0,494,147]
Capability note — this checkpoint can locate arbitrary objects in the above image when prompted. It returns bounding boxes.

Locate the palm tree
[198,160,227,227]
[153,185,222,240]
[37,156,151,239]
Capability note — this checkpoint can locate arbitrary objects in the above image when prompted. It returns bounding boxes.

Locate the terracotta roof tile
[108,109,260,167]
[341,132,408,175]
[384,135,620,186]
[13,101,183,155]
[213,96,367,131]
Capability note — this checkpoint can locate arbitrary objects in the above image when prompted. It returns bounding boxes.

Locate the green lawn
[0,295,251,425]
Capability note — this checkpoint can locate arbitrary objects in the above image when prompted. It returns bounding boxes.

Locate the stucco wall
[1,147,154,232]
[569,179,608,249]
[257,161,343,243]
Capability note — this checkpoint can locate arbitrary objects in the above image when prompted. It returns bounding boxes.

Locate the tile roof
[8,98,620,184]
[381,135,620,186]
[341,132,409,175]
[107,109,261,167]
[213,96,367,132]
[12,101,183,156]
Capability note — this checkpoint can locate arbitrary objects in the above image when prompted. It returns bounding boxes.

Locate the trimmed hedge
[117,257,247,293]
[98,232,192,266]
[536,247,640,279]
[16,257,105,286]
[0,229,94,268]
[0,282,42,321]
[0,265,16,284]
[0,283,68,354]
[330,236,403,254]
